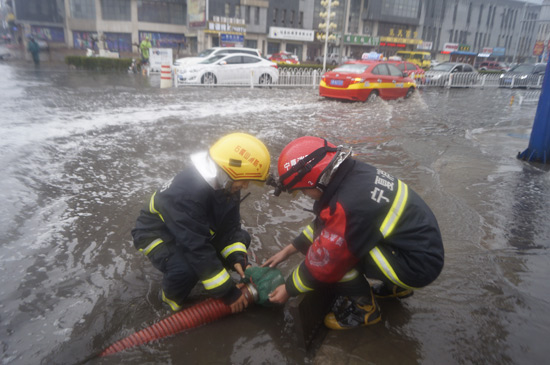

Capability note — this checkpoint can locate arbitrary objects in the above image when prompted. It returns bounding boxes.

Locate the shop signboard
[417,41,433,50]
[492,47,505,56]
[139,31,186,49]
[533,41,544,56]
[343,34,379,46]
[442,42,459,53]
[269,27,314,42]
[221,33,244,47]
[31,26,65,43]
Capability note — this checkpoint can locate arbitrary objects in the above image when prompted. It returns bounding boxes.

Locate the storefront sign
[208,17,246,34]
[459,44,471,51]
[139,31,186,49]
[221,33,244,47]
[417,41,433,50]
[482,47,493,54]
[344,34,379,46]
[380,36,422,45]
[269,27,314,42]
[31,26,65,43]
[442,42,459,53]
[492,47,505,56]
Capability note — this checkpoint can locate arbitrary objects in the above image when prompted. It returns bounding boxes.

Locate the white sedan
[176,53,279,85]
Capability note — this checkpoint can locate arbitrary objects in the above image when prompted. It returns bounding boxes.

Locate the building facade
[4,0,547,63]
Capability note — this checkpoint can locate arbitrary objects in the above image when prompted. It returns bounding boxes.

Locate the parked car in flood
[424,62,478,87]
[268,52,300,65]
[173,47,261,67]
[499,63,546,88]
[319,60,416,102]
[176,53,279,85]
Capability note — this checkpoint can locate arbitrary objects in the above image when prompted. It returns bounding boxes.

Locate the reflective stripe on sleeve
[139,238,164,256]
[302,224,314,243]
[379,180,408,238]
[292,265,313,293]
[221,242,247,258]
[202,268,231,290]
[338,269,360,283]
[149,191,165,222]
[369,246,416,290]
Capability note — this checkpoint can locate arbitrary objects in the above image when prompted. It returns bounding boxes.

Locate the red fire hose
[99,284,257,357]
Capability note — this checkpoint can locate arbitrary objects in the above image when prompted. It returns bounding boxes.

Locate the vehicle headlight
[500,74,504,78]
[520,75,528,79]
[432,74,441,80]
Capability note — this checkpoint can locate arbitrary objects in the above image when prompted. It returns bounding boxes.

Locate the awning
[450,51,477,56]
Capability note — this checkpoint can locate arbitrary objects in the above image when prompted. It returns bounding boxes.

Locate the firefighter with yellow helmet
[132,133,270,313]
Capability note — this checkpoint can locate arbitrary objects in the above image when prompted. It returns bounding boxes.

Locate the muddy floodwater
[1,63,549,365]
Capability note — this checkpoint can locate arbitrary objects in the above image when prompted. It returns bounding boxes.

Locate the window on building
[245,39,257,49]
[453,2,458,23]
[290,10,295,25]
[71,0,95,19]
[273,8,278,24]
[235,5,240,19]
[491,7,496,28]
[254,7,260,25]
[478,5,483,26]
[245,6,250,24]
[101,0,131,21]
[466,2,472,24]
[225,3,230,17]
[381,0,420,18]
[282,9,286,25]
[137,0,186,25]
[487,5,492,26]
[299,11,303,27]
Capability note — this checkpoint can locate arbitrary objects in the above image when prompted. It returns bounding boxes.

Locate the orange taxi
[319,60,416,102]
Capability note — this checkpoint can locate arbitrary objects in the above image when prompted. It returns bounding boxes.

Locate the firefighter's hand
[262,244,298,268]
[233,262,252,278]
[268,284,290,304]
[229,284,249,314]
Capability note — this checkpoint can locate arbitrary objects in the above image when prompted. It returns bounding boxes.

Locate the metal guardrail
[421,73,544,89]
[171,67,544,90]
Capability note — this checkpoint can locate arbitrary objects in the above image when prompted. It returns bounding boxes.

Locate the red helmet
[276,136,339,193]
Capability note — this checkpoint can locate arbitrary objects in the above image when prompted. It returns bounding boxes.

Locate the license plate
[330,79,344,86]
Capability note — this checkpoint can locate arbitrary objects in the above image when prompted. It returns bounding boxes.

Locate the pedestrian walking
[139,35,152,66]
[27,35,40,67]
[264,136,444,329]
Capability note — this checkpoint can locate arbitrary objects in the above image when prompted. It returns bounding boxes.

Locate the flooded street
[1,62,549,365]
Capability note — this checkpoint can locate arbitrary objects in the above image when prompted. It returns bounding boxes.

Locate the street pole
[338,0,350,64]
[323,0,332,72]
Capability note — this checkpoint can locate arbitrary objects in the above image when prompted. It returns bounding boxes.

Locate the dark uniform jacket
[286,159,444,297]
[132,165,249,300]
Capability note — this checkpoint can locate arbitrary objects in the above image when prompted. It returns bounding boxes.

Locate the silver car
[425,62,478,87]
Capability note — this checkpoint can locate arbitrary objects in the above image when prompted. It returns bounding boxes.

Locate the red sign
[379,42,406,48]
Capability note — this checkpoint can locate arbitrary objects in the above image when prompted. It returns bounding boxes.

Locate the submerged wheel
[201,72,217,85]
[259,73,272,85]
[405,87,415,98]
[367,90,379,102]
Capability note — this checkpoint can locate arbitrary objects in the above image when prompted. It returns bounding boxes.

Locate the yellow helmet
[209,133,271,181]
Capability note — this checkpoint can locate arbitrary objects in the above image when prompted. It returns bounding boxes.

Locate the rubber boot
[372,283,414,299]
[324,293,381,330]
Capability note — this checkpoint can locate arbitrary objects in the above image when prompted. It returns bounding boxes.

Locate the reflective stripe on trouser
[149,191,165,222]
[379,179,408,238]
[162,290,182,311]
[202,268,231,291]
[139,238,164,256]
[338,269,359,283]
[291,265,313,293]
[369,246,417,290]
[302,224,314,243]
[220,242,247,259]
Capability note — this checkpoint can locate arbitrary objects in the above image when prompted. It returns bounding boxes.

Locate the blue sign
[73,31,98,50]
[221,33,244,46]
[493,47,506,57]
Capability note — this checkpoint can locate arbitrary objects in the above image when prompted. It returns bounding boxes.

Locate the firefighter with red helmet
[132,133,271,313]
[263,136,444,330]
